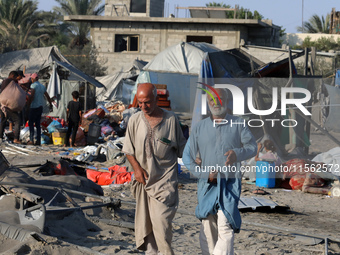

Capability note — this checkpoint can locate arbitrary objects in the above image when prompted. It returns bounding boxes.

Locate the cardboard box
[52,132,66,145]
[154,84,167,89]
[52,132,66,138]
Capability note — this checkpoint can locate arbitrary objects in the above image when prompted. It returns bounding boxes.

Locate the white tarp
[0,47,54,77]
[0,46,104,88]
[144,42,220,74]
[96,60,146,103]
[312,147,340,177]
[47,61,61,98]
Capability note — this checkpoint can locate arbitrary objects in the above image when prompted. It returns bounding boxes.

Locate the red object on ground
[54,161,77,175]
[35,116,66,128]
[86,165,133,185]
[86,169,114,185]
[281,159,326,190]
[108,165,133,184]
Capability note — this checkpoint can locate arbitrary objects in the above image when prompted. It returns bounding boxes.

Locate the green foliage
[297,14,330,33]
[0,0,58,52]
[205,2,263,20]
[293,36,340,52]
[279,27,286,38]
[37,11,72,48]
[53,0,104,49]
[205,2,229,8]
[60,43,107,76]
[292,36,340,77]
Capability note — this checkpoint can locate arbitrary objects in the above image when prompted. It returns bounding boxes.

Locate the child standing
[64,91,82,147]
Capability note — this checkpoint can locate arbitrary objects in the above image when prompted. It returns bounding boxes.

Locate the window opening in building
[130,0,146,13]
[115,35,139,52]
[186,36,213,44]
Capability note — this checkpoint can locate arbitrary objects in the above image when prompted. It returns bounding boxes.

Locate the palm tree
[297,14,330,33]
[53,0,105,48]
[37,11,73,49]
[0,0,56,52]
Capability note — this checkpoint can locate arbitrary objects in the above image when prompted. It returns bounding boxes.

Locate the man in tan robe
[122,83,186,255]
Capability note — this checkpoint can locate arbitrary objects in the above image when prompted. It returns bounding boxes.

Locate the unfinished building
[65,0,281,73]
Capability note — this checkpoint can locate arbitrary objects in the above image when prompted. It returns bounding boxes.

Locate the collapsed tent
[0,46,105,119]
[96,59,147,104]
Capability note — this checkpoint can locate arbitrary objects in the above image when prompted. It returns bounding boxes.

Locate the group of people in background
[0,70,81,147]
[0,70,54,145]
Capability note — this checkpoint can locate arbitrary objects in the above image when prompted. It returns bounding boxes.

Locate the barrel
[255,160,276,188]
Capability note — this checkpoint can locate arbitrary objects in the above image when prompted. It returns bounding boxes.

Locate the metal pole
[0,181,119,204]
[302,0,304,33]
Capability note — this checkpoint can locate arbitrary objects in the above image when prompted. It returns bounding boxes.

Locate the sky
[38,0,338,33]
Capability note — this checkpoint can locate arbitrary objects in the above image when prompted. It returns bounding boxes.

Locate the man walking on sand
[183,88,257,255]
[122,83,186,255]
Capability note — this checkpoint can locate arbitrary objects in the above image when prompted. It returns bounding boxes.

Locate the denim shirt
[182,114,257,232]
[30,81,46,109]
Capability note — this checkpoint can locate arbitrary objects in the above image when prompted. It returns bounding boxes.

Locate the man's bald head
[137,83,157,99]
[136,83,159,116]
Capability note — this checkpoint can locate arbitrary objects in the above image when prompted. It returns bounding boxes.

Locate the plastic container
[255,160,276,188]
[52,137,65,145]
[52,132,66,145]
[87,123,101,145]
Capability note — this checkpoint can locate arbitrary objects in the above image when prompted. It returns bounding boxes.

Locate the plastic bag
[47,120,62,133]
[41,134,51,144]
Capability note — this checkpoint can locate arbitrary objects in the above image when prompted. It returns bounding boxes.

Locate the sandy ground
[0,130,340,255]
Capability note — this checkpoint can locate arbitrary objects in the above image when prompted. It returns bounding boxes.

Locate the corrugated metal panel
[238,196,286,210]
